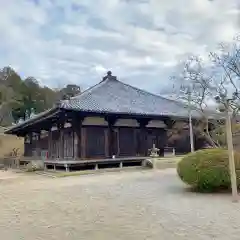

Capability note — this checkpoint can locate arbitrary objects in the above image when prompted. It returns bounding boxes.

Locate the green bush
[177,148,240,192]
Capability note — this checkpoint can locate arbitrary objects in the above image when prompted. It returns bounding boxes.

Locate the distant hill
[0,66,81,127]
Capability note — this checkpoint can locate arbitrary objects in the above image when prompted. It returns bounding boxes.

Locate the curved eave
[4,104,223,136]
[4,107,60,135]
[63,107,223,121]
[62,108,192,122]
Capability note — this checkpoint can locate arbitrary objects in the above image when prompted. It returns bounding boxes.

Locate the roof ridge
[69,75,188,109]
[70,71,117,100]
[70,78,107,100]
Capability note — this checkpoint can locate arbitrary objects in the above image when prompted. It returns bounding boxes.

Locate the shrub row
[177,148,240,192]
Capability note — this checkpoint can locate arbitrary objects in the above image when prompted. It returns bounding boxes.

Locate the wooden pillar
[81,127,86,158]
[24,134,29,157]
[48,127,53,159]
[29,132,33,156]
[23,135,26,157]
[133,128,138,156]
[105,117,117,158]
[163,117,176,154]
[57,123,64,159]
[38,132,41,157]
[34,131,40,157]
[109,125,113,157]
[47,129,52,159]
[72,116,85,159]
[60,127,64,159]
[104,129,109,158]
[73,131,78,159]
[137,119,150,156]
[72,122,80,159]
[108,122,113,158]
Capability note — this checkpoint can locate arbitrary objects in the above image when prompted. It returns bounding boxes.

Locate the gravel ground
[0,169,240,240]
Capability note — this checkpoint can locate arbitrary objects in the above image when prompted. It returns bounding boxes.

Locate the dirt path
[0,169,239,240]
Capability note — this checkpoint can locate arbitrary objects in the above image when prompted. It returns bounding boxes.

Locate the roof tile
[61,78,201,118]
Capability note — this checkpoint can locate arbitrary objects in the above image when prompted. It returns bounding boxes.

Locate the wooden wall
[24,117,168,160]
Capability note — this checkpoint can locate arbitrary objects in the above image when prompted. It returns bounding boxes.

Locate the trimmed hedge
[177,148,240,192]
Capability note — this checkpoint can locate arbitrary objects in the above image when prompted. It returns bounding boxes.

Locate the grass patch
[155,155,185,161]
[151,155,185,169]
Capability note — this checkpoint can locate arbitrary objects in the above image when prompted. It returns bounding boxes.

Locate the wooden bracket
[137,118,150,127]
[104,116,118,126]
[163,117,175,129]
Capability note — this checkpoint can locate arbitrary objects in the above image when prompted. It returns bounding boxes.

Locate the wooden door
[85,127,105,158]
[118,128,136,157]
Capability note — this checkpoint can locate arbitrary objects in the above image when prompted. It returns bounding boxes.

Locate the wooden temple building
[5,71,208,170]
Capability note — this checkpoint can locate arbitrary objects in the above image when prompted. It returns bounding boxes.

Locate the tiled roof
[5,73,223,134]
[60,76,202,118]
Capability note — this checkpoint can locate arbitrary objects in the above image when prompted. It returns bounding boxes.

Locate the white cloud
[0,0,239,93]
[94,65,107,75]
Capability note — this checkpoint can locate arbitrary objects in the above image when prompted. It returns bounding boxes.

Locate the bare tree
[171,36,240,148]
[209,36,240,118]
[173,55,222,147]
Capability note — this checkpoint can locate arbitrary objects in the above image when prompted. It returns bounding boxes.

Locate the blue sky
[0,0,239,94]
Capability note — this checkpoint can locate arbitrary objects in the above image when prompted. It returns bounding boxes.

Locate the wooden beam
[81,127,86,159]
